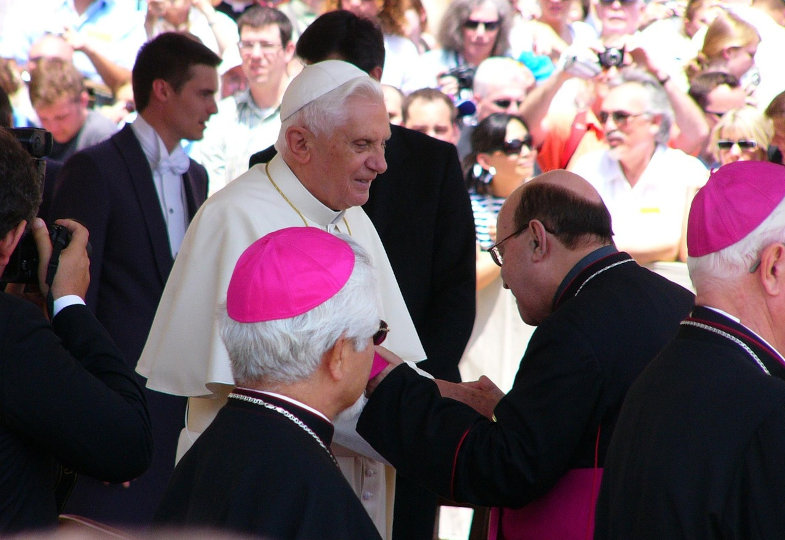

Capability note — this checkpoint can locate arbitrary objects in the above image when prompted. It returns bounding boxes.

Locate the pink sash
[488,467,602,540]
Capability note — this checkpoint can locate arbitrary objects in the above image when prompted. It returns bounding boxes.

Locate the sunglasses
[463,19,500,30]
[598,110,648,125]
[717,139,758,150]
[492,98,524,109]
[500,135,533,155]
[373,320,389,346]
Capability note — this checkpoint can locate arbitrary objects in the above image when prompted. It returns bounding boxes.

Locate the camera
[0,127,70,286]
[445,64,477,92]
[598,47,625,69]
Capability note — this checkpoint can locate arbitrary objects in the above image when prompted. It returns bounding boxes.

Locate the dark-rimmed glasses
[598,110,649,126]
[501,135,533,155]
[488,221,557,266]
[717,139,758,150]
[373,320,389,346]
[463,19,500,31]
[238,40,282,54]
[492,98,524,109]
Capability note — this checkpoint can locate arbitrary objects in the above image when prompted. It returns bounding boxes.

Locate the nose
[208,96,218,116]
[369,146,387,174]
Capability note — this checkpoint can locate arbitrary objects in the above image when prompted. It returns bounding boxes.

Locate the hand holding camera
[31,219,90,301]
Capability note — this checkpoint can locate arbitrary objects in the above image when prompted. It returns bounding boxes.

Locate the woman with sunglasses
[459,113,537,392]
[414,0,512,100]
[711,105,774,166]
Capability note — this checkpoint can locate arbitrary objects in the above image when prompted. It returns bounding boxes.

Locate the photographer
[0,128,152,534]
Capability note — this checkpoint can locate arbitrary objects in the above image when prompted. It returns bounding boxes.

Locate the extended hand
[435,376,504,419]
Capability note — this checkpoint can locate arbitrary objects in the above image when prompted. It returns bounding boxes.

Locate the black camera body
[446,64,477,92]
[0,127,69,286]
[1,224,71,285]
[598,47,625,69]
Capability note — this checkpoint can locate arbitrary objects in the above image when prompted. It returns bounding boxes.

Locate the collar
[683,306,785,378]
[131,115,188,172]
[231,387,334,445]
[236,88,280,120]
[552,245,622,308]
[268,153,347,228]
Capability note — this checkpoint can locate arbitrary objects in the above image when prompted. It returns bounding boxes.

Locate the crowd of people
[2,0,785,538]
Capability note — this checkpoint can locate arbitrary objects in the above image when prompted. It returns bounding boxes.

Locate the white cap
[280,60,369,121]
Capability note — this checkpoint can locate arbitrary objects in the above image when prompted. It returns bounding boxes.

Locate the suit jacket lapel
[182,164,203,219]
[114,124,174,284]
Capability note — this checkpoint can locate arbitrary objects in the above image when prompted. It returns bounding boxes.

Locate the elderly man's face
[600,83,659,163]
[476,85,526,121]
[309,95,390,210]
[595,0,644,37]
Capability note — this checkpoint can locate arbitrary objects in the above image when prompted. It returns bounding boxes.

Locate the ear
[151,78,171,104]
[476,152,493,170]
[79,90,90,108]
[284,126,313,164]
[369,66,383,82]
[528,219,549,262]
[323,336,351,382]
[283,41,296,62]
[0,221,27,266]
[759,242,785,296]
[647,113,662,134]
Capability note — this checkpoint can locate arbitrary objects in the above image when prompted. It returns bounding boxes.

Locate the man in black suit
[248,12,476,539]
[0,128,151,534]
[50,33,219,525]
[359,171,695,539]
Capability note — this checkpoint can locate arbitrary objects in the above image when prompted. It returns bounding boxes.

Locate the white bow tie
[156,149,190,176]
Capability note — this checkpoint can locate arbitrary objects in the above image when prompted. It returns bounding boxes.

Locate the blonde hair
[686,10,759,79]
[710,105,773,162]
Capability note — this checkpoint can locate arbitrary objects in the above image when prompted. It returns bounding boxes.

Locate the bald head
[28,34,74,67]
[528,169,605,204]
[504,170,613,250]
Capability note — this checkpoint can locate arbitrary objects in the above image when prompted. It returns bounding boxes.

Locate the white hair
[275,76,384,151]
[472,56,534,99]
[219,234,380,386]
[688,195,785,287]
[609,69,674,145]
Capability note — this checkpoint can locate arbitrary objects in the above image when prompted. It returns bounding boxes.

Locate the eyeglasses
[598,110,649,126]
[463,19,501,31]
[717,139,758,150]
[487,221,557,267]
[373,320,389,346]
[238,40,283,54]
[492,98,524,109]
[597,0,639,5]
[500,135,533,155]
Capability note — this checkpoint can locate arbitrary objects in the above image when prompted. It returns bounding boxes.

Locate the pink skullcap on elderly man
[226,227,355,322]
[687,161,785,257]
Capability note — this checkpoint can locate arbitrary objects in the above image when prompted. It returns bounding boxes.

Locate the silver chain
[574,259,635,297]
[681,320,770,375]
[229,392,338,465]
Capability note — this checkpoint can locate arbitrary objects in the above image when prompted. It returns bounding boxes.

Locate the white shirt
[131,116,188,258]
[571,144,708,257]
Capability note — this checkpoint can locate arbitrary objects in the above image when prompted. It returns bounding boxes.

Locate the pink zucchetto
[687,161,785,257]
[226,227,355,323]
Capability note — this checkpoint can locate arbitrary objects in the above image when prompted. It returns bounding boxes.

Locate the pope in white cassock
[137,60,426,537]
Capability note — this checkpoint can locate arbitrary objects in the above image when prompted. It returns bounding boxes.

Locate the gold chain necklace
[265,162,352,235]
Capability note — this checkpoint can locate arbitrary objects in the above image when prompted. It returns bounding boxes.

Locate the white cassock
[137,153,426,537]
